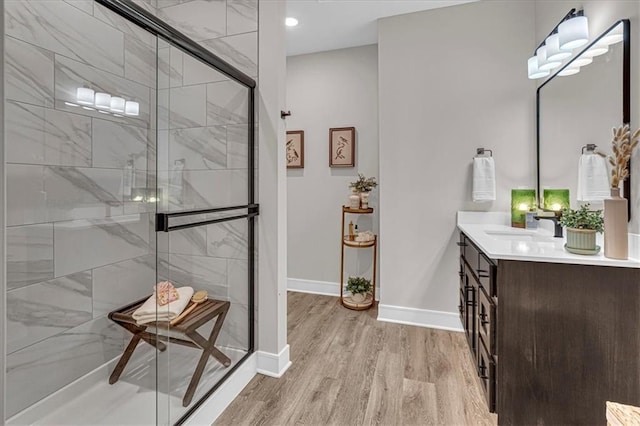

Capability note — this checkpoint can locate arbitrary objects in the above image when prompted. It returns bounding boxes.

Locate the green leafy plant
[346,276,372,295]
[349,174,377,193]
[559,204,604,233]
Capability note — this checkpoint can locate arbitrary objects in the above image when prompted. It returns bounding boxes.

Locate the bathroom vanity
[457,211,640,425]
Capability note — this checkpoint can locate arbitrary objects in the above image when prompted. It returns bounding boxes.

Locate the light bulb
[76,87,95,105]
[285,17,298,27]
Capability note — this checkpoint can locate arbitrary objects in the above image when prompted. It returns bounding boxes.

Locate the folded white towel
[577,153,610,201]
[133,286,194,325]
[472,157,496,202]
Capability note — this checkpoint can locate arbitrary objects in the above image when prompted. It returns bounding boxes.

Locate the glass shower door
[155,38,255,424]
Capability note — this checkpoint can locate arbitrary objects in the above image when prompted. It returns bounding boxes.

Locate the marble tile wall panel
[158,45,184,90]
[206,80,249,126]
[156,1,226,42]
[6,165,47,226]
[169,85,207,129]
[161,254,227,296]
[227,0,258,36]
[5,0,124,76]
[92,255,155,317]
[93,3,156,48]
[157,0,191,9]
[92,119,148,171]
[226,124,249,169]
[124,35,157,88]
[201,32,257,78]
[215,302,249,351]
[132,0,158,15]
[207,220,248,260]
[5,317,125,418]
[163,227,208,256]
[6,101,92,167]
[54,55,151,128]
[5,36,55,107]
[180,169,248,211]
[227,258,248,305]
[64,0,94,15]
[182,54,227,86]
[44,166,124,222]
[7,271,92,354]
[54,214,151,277]
[7,224,54,291]
[170,126,227,171]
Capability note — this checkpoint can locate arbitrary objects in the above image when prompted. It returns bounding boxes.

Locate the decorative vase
[360,192,370,209]
[604,188,628,259]
[351,292,365,303]
[349,191,360,209]
[566,228,597,251]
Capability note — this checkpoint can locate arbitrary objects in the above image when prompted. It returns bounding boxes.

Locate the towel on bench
[133,286,194,325]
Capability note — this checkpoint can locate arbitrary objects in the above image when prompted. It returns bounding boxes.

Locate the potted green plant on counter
[559,204,604,255]
[346,276,372,303]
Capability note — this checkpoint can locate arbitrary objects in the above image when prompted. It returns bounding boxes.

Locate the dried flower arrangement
[604,124,640,188]
[349,174,377,193]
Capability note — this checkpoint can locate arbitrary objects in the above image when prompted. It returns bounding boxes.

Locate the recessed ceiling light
[286,17,298,27]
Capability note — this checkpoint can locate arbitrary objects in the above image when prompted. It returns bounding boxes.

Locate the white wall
[257,0,290,373]
[378,1,536,316]
[534,0,640,233]
[286,45,379,287]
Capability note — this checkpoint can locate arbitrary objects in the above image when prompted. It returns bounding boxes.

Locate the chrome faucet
[535,213,563,238]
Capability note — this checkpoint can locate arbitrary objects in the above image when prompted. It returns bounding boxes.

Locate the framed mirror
[536,19,630,218]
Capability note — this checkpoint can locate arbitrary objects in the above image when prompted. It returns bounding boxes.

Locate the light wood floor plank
[214,292,496,426]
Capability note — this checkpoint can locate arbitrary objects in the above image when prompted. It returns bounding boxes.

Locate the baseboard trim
[184,353,257,425]
[377,304,464,332]
[256,344,292,378]
[287,278,340,296]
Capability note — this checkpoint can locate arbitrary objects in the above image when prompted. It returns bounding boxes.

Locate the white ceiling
[286,0,478,56]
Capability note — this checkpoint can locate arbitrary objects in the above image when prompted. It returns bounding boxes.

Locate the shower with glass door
[3,0,256,423]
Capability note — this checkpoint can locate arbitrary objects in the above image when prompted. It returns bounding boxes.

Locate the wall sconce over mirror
[536,18,631,219]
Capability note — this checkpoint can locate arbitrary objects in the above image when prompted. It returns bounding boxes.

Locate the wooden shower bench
[108,297,231,407]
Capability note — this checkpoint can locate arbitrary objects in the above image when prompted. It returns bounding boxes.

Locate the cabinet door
[478,253,497,298]
[464,268,478,355]
[478,336,496,412]
[477,286,496,355]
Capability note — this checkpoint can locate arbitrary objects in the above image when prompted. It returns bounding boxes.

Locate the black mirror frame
[536,19,631,219]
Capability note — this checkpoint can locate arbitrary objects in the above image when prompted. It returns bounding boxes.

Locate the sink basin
[484,229,556,242]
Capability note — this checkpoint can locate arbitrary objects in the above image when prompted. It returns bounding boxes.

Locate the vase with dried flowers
[602,124,640,259]
[349,174,377,209]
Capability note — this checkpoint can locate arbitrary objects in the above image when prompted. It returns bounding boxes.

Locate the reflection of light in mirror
[600,23,624,45]
[76,87,94,105]
[572,56,593,67]
[64,102,79,107]
[94,92,111,109]
[551,203,562,211]
[110,97,125,113]
[519,203,529,211]
[546,33,572,61]
[558,67,580,77]
[583,44,608,58]
[82,106,96,111]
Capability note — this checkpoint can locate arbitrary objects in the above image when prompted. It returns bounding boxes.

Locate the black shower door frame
[95,1,257,423]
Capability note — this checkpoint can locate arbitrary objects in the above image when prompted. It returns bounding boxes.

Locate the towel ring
[581,144,597,154]
[474,148,493,159]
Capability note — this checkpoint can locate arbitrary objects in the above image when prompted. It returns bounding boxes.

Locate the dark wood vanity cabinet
[458,233,497,412]
[458,231,640,425]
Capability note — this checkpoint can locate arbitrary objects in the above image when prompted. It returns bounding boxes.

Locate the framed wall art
[329,127,355,167]
[286,130,304,168]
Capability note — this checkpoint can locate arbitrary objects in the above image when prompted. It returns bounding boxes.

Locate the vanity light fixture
[125,101,140,116]
[558,12,589,49]
[571,56,593,67]
[557,67,580,77]
[599,22,624,45]
[545,33,572,61]
[528,8,589,80]
[110,96,126,113]
[583,43,608,58]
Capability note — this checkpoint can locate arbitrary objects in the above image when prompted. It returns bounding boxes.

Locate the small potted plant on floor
[346,276,372,303]
[559,204,604,255]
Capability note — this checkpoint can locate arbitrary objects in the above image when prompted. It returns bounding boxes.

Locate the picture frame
[329,127,355,167]
[286,130,304,169]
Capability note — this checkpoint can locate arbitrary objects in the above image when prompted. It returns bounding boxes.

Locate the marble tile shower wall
[4,0,257,418]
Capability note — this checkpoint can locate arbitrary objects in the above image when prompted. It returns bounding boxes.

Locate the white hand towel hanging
[472,157,496,202]
[577,153,610,201]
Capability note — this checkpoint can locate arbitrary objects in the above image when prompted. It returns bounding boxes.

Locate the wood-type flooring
[215,292,496,426]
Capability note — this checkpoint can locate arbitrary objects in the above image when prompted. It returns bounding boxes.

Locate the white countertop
[457,211,640,268]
